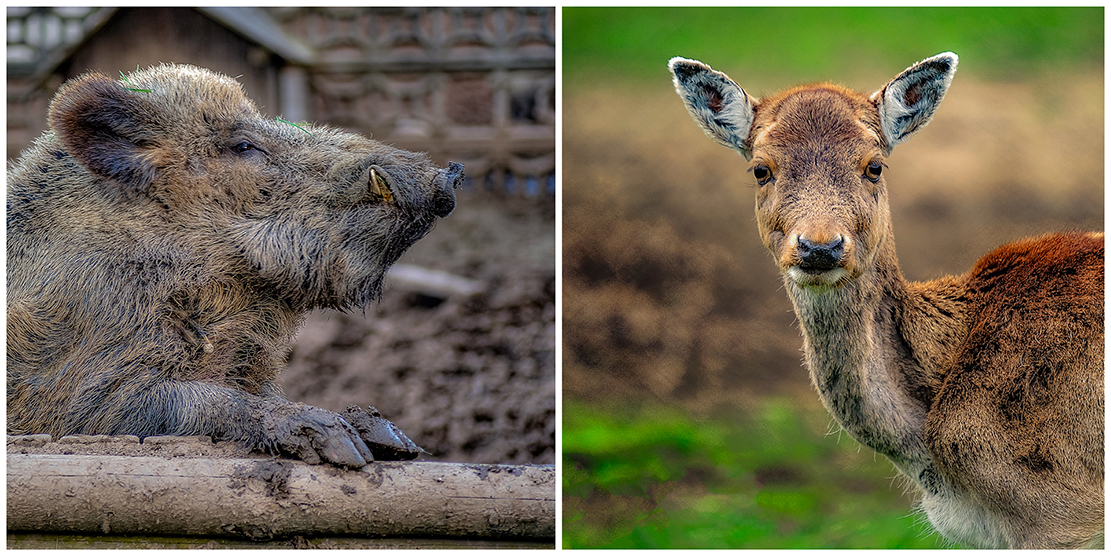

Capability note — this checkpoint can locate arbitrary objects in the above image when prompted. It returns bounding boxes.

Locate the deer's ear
[872,52,958,152]
[669,57,757,159]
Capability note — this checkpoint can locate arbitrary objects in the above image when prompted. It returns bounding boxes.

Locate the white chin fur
[787,266,848,287]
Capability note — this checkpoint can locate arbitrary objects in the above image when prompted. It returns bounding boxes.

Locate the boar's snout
[431,161,464,218]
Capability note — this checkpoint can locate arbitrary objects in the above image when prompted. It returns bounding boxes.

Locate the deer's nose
[797,235,845,271]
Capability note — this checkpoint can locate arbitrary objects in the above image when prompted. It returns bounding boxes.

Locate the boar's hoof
[262,403,374,468]
[341,405,426,461]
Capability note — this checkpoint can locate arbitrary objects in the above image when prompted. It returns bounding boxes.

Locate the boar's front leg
[130,380,376,467]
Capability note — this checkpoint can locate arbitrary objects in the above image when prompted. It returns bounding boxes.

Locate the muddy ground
[279,190,556,465]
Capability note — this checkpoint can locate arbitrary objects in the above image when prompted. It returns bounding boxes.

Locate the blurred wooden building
[6,7,555,194]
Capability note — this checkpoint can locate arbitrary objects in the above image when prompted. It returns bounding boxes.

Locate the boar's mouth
[334,162,462,309]
[343,219,435,309]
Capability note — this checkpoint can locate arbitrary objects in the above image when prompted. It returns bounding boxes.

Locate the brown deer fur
[670,52,1103,548]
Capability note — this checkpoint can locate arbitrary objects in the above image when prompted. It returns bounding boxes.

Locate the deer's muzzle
[783,231,853,287]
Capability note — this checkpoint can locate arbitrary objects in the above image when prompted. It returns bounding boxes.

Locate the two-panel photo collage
[4,6,1104,550]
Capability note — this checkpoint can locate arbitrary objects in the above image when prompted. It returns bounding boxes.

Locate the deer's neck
[785,243,969,480]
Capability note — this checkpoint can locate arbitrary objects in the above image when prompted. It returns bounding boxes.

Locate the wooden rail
[8,452,554,541]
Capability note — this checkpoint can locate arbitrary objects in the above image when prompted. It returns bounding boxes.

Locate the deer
[668,52,1103,549]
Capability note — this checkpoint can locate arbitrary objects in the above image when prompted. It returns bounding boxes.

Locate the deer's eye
[752,164,773,185]
[864,160,884,181]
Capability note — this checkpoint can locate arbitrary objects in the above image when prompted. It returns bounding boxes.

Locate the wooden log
[7,531,553,549]
[7,454,554,541]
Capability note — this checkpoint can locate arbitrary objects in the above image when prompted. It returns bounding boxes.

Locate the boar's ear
[47,72,161,194]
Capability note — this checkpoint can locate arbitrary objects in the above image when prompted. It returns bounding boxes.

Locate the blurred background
[7,7,555,465]
[562,7,1102,548]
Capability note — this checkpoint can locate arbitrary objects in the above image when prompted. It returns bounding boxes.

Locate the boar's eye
[229,139,267,158]
[232,141,257,154]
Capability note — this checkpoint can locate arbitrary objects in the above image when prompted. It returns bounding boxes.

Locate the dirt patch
[281,191,556,465]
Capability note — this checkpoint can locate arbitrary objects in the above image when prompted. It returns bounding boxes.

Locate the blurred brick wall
[270,7,555,195]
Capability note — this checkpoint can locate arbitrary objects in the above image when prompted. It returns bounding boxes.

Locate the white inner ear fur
[668,56,757,158]
[873,52,958,152]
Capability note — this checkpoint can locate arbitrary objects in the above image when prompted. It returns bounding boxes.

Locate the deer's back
[925,231,1104,547]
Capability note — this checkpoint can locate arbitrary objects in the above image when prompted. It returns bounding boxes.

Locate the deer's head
[670,53,957,289]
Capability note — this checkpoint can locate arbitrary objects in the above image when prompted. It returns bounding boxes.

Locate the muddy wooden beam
[7,454,554,541]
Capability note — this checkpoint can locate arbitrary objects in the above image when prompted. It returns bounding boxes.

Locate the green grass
[562,397,957,549]
[563,7,1102,91]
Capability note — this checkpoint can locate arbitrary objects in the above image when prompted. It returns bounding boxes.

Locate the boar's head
[46,63,462,310]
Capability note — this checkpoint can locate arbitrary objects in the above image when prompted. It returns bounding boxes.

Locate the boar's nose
[431,161,463,218]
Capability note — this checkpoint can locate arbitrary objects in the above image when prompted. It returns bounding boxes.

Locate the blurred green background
[562,6,1102,549]
[564,7,1102,88]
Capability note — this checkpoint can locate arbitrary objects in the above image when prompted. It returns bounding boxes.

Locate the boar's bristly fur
[7,64,462,467]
